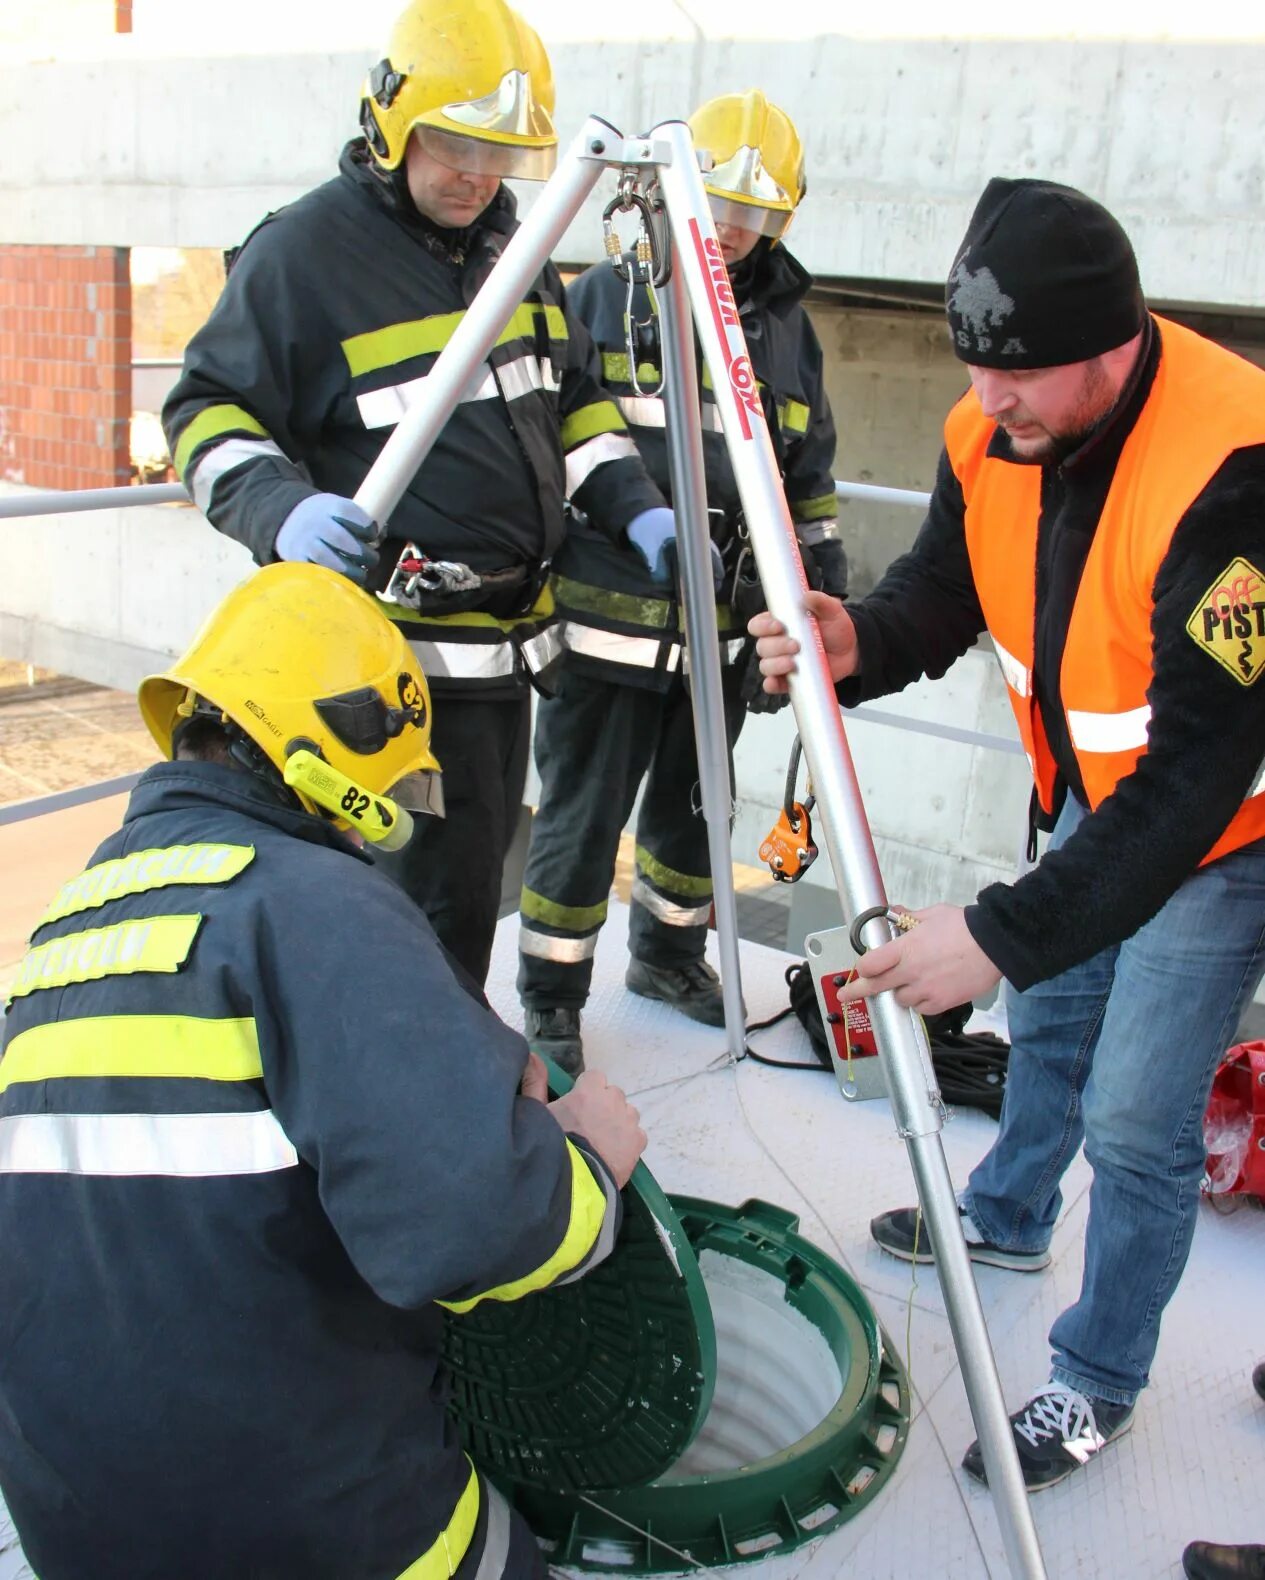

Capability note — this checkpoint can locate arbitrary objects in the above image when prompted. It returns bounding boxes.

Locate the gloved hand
[804,537,849,600]
[627,508,724,592]
[737,637,790,715]
[275,494,379,587]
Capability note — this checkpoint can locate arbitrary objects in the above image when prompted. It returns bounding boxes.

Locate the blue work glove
[275,494,379,587]
[627,507,724,592]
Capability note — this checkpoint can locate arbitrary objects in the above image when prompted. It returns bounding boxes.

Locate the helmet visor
[707,192,793,241]
[417,123,556,182]
[389,768,446,818]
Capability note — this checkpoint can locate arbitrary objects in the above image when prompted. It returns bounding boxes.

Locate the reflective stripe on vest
[0,1111,298,1177]
[405,623,561,682]
[41,843,254,927]
[616,394,725,435]
[0,1015,262,1092]
[559,622,745,670]
[8,915,202,1001]
[356,353,560,431]
[948,315,1265,867]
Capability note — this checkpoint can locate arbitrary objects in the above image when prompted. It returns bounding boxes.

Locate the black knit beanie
[945,178,1145,368]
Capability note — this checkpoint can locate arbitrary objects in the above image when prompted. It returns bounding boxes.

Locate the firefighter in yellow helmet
[0,563,646,1577]
[519,91,844,1074]
[164,0,673,988]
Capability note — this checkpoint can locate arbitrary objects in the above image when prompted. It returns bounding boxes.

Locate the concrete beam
[2,36,1264,306]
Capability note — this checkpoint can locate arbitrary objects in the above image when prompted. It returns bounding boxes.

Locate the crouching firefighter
[0,564,647,1580]
[518,90,845,1073]
[162,0,671,987]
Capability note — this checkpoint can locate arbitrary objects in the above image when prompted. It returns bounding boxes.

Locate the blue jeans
[963,796,1265,1407]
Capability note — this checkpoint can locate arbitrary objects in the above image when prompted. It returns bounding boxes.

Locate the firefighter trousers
[375,692,531,987]
[518,663,745,1010]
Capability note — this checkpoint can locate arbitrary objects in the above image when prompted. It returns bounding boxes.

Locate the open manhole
[490,1192,908,1571]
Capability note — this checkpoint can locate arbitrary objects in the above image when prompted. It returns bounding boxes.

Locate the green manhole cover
[441,1067,716,1494]
[514,1195,912,1571]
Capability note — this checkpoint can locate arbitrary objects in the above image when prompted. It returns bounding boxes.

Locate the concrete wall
[2,36,1265,309]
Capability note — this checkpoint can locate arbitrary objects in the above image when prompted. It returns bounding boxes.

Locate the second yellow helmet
[689,90,806,240]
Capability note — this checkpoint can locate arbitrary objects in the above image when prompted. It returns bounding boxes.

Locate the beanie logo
[948,256,1026,358]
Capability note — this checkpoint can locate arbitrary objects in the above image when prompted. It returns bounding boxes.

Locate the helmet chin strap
[172,698,306,816]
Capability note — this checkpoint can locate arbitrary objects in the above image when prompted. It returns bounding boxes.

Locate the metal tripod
[353,116,1048,1580]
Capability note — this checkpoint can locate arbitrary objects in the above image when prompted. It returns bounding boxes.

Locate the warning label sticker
[1185,556,1265,686]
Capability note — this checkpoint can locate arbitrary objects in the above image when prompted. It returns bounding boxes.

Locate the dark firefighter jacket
[0,762,620,1580]
[163,140,663,701]
[553,238,843,690]
[838,316,1265,991]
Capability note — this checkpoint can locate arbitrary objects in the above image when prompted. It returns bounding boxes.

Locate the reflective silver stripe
[189,437,287,514]
[616,395,723,434]
[1248,757,1265,800]
[565,432,639,492]
[559,623,742,670]
[358,356,557,428]
[518,925,598,963]
[1067,704,1152,753]
[795,519,840,546]
[685,639,745,669]
[494,354,548,402]
[631,877,712,927]
[556,1160,620,1285]
[357,364,497,430]
[0,1111,299,1177]
[473,1480,513,1580]
[520,624,563,674]
[406,639,517,681]
[992,636,1031,699]
[560,622,679,670]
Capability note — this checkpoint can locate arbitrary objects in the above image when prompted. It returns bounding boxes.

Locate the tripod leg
[655,261,747,1063]
[652,118,1048,1580]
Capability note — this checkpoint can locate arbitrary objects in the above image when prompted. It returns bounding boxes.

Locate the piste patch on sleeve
[1186,556,1265,686]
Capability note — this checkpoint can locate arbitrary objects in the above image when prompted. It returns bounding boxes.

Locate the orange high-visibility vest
[945,315,1265,866]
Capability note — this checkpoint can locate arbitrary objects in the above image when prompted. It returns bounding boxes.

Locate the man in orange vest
[751,177,1265,1493]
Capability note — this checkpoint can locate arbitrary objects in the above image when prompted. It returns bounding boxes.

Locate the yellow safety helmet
[360,0,556,181]
[689,90,806,240]
[139,564,444,846]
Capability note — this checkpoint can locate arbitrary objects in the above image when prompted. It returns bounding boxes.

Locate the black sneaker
[523,1007,584,1079]
[962,1382,1135,1492]
[1183,1540,1265,1579]
[870,1205,1051,1272]
[625,958,726,1027]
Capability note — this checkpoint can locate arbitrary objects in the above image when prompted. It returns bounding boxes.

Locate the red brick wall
[0,245,133,492]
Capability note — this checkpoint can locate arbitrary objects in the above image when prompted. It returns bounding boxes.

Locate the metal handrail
[0,478,932,521]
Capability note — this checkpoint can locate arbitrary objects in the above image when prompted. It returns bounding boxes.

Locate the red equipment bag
[1203,1040,1265,1199]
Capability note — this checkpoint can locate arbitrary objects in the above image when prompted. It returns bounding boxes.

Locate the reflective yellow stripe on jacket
[437,1142,606,1314]
[395,1466,478,1577]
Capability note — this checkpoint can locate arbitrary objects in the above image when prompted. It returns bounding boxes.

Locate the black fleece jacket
[839,318,1265,989]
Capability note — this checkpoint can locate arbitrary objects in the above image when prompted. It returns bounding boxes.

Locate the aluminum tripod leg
[655,263,746,1063]
[652,118,1047,1580]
